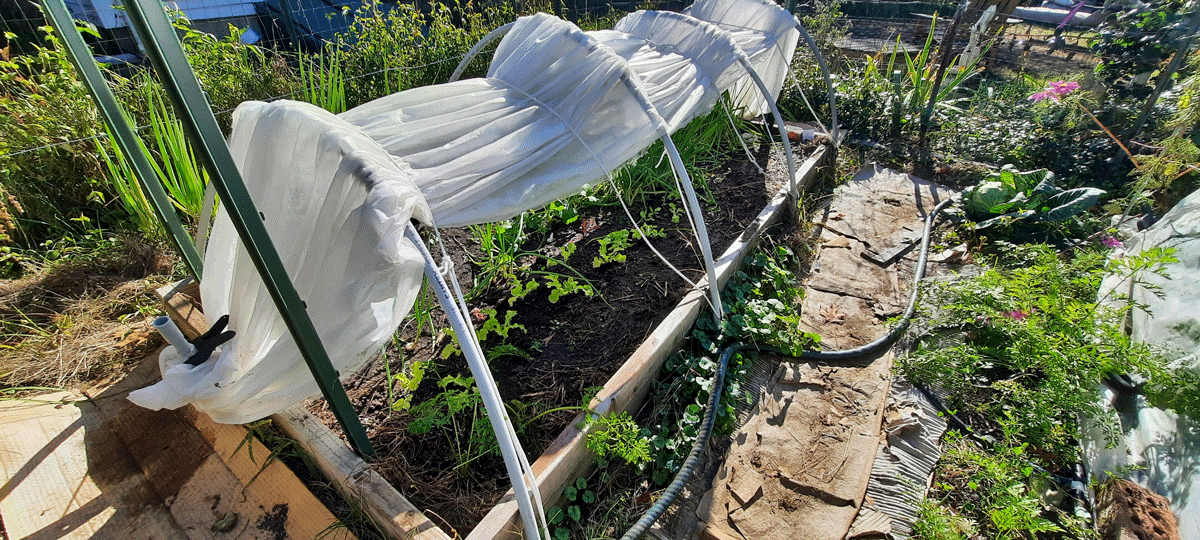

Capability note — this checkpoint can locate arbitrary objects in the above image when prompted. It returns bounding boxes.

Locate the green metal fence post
[46,0,375,456]
[118,0,376,457]
[41,0,204,280]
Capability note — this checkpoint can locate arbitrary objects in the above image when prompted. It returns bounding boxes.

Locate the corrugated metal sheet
[850,380,947,539]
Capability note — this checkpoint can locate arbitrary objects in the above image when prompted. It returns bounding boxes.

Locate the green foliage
[912,499,974,540]
[387,357,426,413]
[720,245,819,354]
[797,0,848,60]
[644,242,814,485]
[440,307,527,360]
[594,229,632,267]
[172,15,298,130]
[901,244,1183,462]
[543,272,593,303]
[406,375,499,471]
[604,102,742,207]
[547,476,598,540]
[915,434,1094,540]
[1094,0,1195,100]
[97,123,159,237]
[298,46,346,114]
[469,218,596,303]
[334,0,513,108]
[1123,51,1200,213]
[1,12,295,248]
[964,166,1105,230]
[0,25,108,246]
[96,73,212,238]
[592,226,663,268]
[584,411,651,466]
[1128,135,1200,212]
[826,15,982,140]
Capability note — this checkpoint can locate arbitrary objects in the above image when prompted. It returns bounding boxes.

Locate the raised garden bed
[161,140,833,539]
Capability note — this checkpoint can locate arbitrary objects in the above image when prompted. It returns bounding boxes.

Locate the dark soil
[308,137,824,534]
[256,503,289,540]
[839,17,1099,77]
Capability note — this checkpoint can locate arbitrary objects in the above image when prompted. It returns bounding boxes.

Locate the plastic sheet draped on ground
[1090,188,1200,540]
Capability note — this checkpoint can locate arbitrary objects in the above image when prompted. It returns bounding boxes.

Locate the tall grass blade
[97,126,161,236]
[300,48,347,114]
[143,82,207,219]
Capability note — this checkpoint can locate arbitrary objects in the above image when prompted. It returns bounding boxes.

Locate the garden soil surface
[306,137,825,534]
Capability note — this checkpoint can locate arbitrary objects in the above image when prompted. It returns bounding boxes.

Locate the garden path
[694,166,956,540]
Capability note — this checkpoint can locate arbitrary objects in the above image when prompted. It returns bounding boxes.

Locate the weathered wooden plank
[158,279,205,337]
[272,407,452,540]
[0,392,183,540]
[467,145,833,540]
[183,408,356,540]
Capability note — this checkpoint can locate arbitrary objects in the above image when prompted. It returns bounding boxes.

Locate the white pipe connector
[154,315,197,359]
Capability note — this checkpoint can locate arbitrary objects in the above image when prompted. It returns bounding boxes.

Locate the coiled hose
[620,198,954,540]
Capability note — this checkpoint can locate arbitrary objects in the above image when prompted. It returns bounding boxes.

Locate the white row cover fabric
[132,0,806,424]
[685,0,799,117]
[129,101,431,423]
[345,1,799,227]
[343,13,664,228]
[596,10,746,131]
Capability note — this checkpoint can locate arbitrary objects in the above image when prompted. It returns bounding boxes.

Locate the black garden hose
[800,197,955,361]
[621,198,954,539]
[620,342,772,540]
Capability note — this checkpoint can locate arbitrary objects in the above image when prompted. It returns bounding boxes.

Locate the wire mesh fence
[0,0,1192,247]
[0,0,1129,155]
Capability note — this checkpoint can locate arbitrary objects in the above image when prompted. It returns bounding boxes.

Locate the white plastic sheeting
[685,0,799,117]
[128,2,821,537]
[129,101,431,423]
[1089,188,1200,539]
[601,10,747,131]
[343,14,667,228]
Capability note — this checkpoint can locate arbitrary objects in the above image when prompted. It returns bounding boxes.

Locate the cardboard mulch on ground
[696,165,954,540]
[0,352,353,540]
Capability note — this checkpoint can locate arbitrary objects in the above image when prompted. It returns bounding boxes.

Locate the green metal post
[41,0,204,280]
[104,0,374,455]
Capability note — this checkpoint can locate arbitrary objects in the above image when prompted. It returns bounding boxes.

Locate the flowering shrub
[1027,80,1080,103]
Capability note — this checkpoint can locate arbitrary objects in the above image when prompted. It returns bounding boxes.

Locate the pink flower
[1005,309,1030,321]
[1028,90,1059,102]
[1028,80,1080,102]
[1101,235,1123,249]
[1048,80,1080,94]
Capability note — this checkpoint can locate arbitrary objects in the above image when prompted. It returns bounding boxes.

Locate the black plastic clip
[186,314,236,366]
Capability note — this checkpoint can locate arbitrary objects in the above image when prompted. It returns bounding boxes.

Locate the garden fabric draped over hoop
[129,0,805,426]
[342,13,667,228]
[685,0,800,117]
[128,101,431,423]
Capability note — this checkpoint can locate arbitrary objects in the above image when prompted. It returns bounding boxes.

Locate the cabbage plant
[964,166,1105,229]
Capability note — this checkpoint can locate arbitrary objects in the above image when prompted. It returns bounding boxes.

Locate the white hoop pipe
[406,223,550,540]
[793,19,840,146]
[449,21,515,82]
